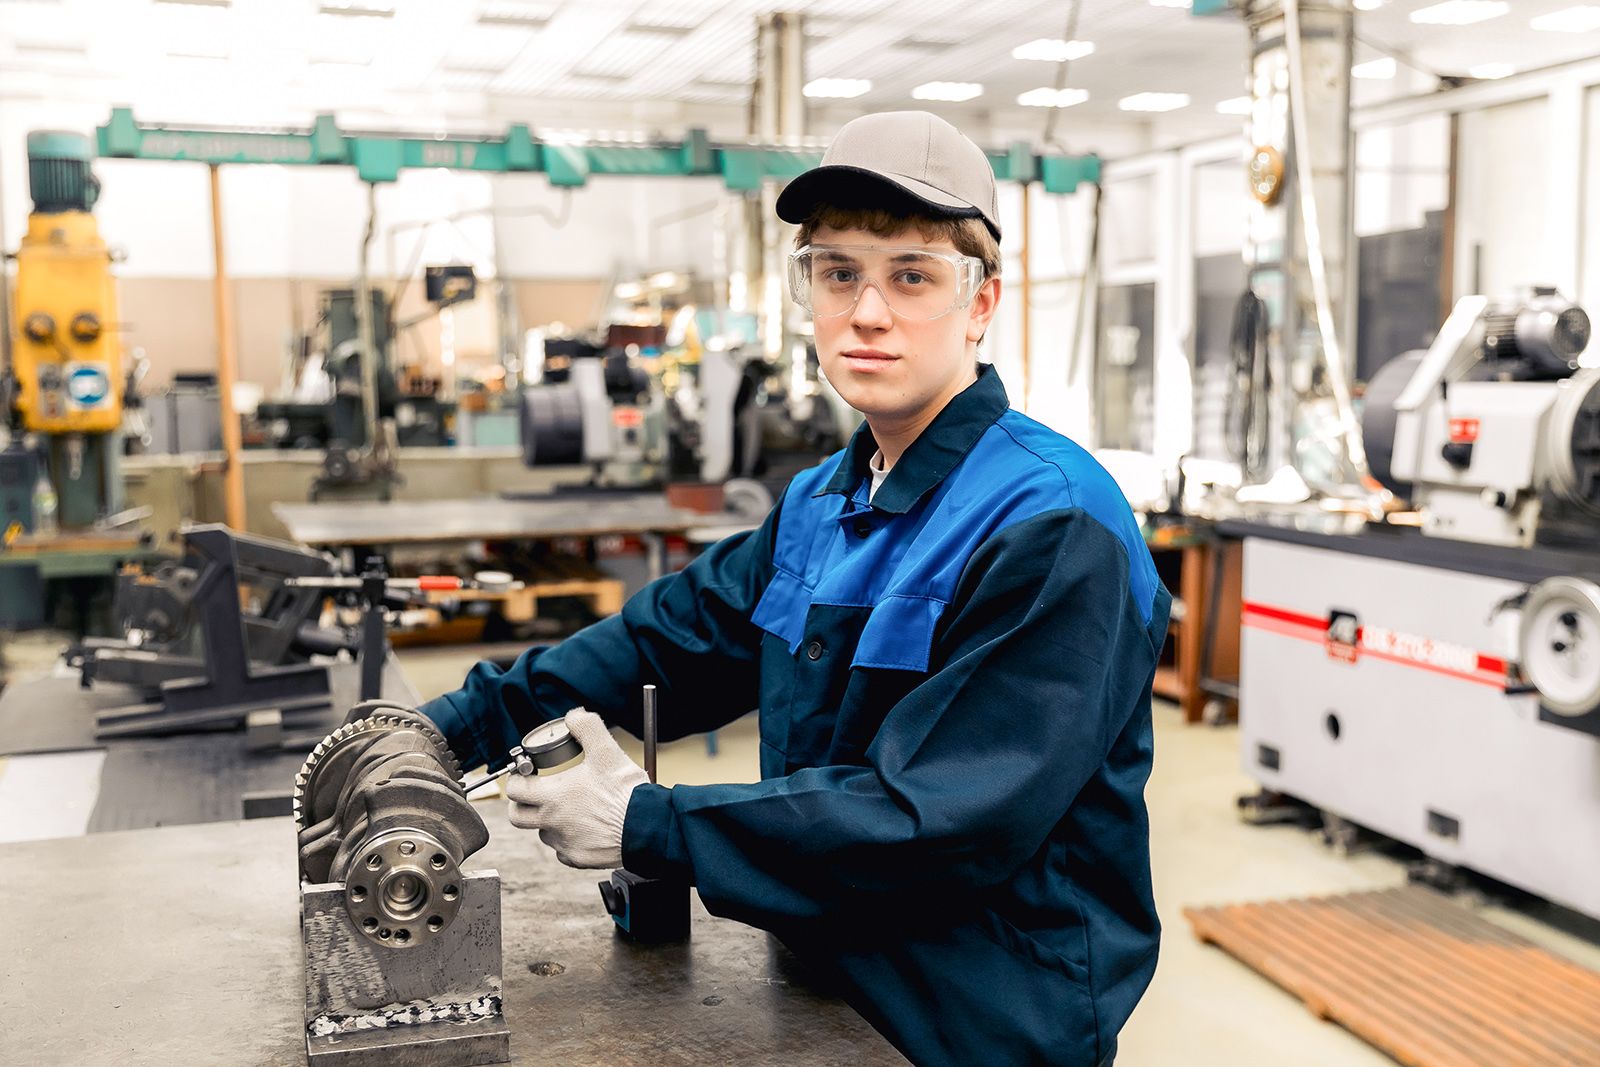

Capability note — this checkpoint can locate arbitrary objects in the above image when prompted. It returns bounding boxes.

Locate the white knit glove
[505,708,649,869]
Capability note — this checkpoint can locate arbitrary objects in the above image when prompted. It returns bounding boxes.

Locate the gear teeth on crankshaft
[292,711,461,832]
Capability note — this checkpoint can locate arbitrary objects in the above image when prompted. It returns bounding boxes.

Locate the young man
[418,111,1169,1067]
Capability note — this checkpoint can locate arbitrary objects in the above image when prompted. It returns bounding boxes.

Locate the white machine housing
[1237,529,1600,919]
[1365,291,1600,548]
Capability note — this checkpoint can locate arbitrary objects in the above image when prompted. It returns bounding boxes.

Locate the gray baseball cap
[775,111,1001,241]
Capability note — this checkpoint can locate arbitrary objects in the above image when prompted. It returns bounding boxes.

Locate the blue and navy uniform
[421,364,1170,1067]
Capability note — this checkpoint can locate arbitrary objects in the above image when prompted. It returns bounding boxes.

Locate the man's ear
[967,275,1002,344]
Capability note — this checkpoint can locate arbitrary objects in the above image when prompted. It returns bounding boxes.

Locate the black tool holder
[90,525,340,739]
[598,684,691,943]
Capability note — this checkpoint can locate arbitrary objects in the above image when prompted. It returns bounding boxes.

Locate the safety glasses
[787,244,985,321]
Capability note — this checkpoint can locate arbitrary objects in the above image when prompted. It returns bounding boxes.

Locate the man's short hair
[794,205,1001,283]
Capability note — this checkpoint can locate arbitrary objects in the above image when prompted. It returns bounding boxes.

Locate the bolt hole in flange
[363,917,378,931]
[365,854,383,870]
[443,884,459,901]
[431,853,447,870]
[1325,712,1342,741]
[351,885,367,902]
[427,916,444,932]
[395,929,411,943]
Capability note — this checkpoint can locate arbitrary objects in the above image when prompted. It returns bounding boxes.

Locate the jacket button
[852,518,872,537]
[806,640,824,661]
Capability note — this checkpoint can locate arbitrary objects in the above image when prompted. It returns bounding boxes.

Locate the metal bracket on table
[302,872,509,1067]
[93,525,334,739]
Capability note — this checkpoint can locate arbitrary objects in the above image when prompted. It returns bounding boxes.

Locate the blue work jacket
[421,364,1170,1067]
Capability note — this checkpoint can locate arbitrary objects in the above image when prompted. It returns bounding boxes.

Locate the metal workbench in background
[274,493,720,579]
[0,657,415,834]
[0,805,904,1067]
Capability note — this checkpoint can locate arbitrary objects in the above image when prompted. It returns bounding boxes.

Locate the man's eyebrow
[816,250,860,263]
[889,251,939,263]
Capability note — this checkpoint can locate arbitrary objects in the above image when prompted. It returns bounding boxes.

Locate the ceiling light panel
[1468,62,1516,78]
[1408,1,1509,26]
[1531,6,1600,32]
[1215,95,1253,115]
[804,78,872,98]
[1017,87,1089,108]
[477,0,559,24]
[1012,38,1095,62]
[1119,91,1190,111]
[320,1,395,18]
[1351,57,1396,79]
[911,81,983,101]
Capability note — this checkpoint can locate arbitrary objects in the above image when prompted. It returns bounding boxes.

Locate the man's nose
[850,281,894,331]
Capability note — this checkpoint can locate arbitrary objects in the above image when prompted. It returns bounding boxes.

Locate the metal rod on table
[642,684,658,785]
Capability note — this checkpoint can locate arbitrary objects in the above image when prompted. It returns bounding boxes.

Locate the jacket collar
[815,362,1010,515]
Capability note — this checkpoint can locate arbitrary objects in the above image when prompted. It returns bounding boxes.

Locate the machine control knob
[22,312,55,343]
[1441,441,1474,470]
[69,312,102,343]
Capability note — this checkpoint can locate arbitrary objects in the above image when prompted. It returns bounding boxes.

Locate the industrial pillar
[1241,0,1361,483]
[744,11,806,367]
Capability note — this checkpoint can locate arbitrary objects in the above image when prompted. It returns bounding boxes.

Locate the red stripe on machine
[1241,600,1507,690]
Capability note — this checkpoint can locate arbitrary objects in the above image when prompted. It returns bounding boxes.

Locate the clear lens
[788,245,982,321]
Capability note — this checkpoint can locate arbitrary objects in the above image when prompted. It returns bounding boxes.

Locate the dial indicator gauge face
[521,719,585,769]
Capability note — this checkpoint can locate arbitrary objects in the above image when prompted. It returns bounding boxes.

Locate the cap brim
[776,165,998,239]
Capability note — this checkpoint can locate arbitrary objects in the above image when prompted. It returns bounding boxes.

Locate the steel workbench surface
[273,495,714,548]
[0,804,906,1067]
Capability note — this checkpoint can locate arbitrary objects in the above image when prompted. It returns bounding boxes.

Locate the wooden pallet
[1184,886,1600,1067]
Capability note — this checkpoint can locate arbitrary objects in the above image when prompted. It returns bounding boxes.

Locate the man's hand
[505,708,649,869]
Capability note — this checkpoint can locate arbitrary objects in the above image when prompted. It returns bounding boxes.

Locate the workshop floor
[6,633,1600,1064]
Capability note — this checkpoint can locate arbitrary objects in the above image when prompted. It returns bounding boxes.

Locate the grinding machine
[293,702,509,1066]
[1236,289,1600,919]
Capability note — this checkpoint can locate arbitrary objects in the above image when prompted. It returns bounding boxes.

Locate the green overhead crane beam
[95,108,1099,194]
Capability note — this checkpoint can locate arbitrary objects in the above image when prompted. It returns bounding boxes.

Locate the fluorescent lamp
[1017,87,1089,108]
[1468,62,1516,79]
[1354,0,1383,9]
[1409,2,1508,26]
[1215,96,1253,115]
[320,1,394,16]
[804,78,871,99]
[1351,57,1397,79]
[1531,6,1600,32]
[1148,0,1190,7]
[912,81,984,102]
[1012,38,1095,62]
[1119,92,1190,112]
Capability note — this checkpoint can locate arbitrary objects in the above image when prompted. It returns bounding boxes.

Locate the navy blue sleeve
[621,508,1171,928]
[417,499,781,772]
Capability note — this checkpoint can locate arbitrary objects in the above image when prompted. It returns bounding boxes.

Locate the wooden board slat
[1184,886,1600,1067]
